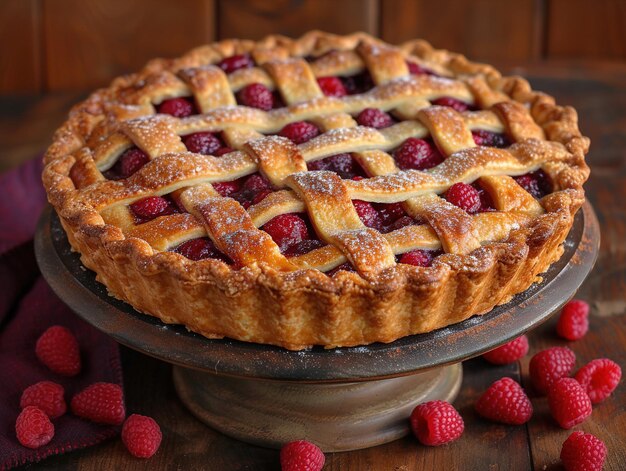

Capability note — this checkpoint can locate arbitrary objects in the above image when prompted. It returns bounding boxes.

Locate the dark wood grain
[41,0,216,91]
[381,0,542,61]
[0,0,41,94]
[218,0,378,40]
[5,62,626,470]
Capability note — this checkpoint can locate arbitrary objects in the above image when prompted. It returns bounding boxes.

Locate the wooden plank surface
[218,0,378,40]
[0,0,41,94]
[381,0,542,61]
[41,0,216,91]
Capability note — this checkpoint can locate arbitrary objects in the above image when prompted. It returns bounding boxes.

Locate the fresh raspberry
[341,72,374,95]
[356,108,394,129]
[317,76,347,97]
[15,406,54,449]
[35,326,81,377]
[393,138,444,170]
[157,97,195,117]
[280,440,325,471]
[529,346,576,395]
[574,358,622,404]
[175,238,218,261]
[284,239,326,257]
[432,97,471,112]
[278,121,320,144]
[183,132,222,155]
[20,381,66,419]
[475,377,533,425]
[548,377,592,429]
[472,130,510,148]
[561,431,607,471]
[130,196,175,221]
[410,400,464,446]
[71,382,126,425]
[514,170,552,199]
[444,182,481,213]
[374,202,406,227]
[399,250,433,267]
[114,148,149,178]
[215,146,234,156]
[308,153,362,179]
[237,83,274,111]
[122,414,162,459]
[217,54,254,73]
[557,299,590,340]
[482,335,529,365]
[213,180,241,197]
[353,200,382,230]
[263,214,310,252]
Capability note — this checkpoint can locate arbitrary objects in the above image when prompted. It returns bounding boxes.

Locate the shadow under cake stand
[35,203,599,452]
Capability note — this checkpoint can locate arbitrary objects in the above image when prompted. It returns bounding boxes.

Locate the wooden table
[3,61,625,470]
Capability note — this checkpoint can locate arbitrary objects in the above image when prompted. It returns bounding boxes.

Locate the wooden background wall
[1,0,625,94]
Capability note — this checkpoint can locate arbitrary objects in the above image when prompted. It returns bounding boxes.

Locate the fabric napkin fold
[0,158,123,470]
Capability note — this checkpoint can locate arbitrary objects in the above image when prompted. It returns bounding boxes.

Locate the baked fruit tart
[43,32,589,350]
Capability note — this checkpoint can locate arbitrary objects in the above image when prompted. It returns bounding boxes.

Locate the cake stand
[35,203,599,452]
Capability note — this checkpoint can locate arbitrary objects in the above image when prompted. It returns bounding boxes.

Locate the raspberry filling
[394,137,444,170]
[317,76,347,97]
[236,83,278,111]
[105,147,150,180]
[278,121,320,144]
[231,173,273,209]
[472,130,511,148]
[307,153,366,179]
[398,249,439,267]
[173,237,230,263]
[341,71,375,95]
[130,195,178,223]
[514,170,552,199]
[183,132,225,155]
[356,108,395,129]
[156,97,197,117]
[406,61,437,76]
[444,181,495,213]
[217,54,254,74]
[431,97,475,112]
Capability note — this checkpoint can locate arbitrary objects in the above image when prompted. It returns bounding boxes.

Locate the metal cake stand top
[35,203,599,383]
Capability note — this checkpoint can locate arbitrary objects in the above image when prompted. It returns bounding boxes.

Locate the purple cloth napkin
[0,158,123,470]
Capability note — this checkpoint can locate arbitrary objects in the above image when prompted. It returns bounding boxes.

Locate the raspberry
[308,153,362,179]
[399,250,433,267]
[235,174,272,206]
[252,188,272,204]
[215,146,234,156]
[20,381,66,419]
[374,202,406,227]
[15,406,54,449]
[410,400,464,446]
[356,108,394,129]
[183,132,222,155]
[114,148,149,178]
[130,196,176,221]
[472,130,510,148]
[482,335,529,365]
[317,76,347,97]
[574,358,622,404]
[213,180,241,197]
[217,54,253,73]
[353,200,382,230]
[514,169,552,199]
[406,61,429,75]
[389,215,415,231]
[263,214,310,252]
[280,440,325,471]
[475,377,533,425]
[35,326,81,377]
[393,138,443,170]
[278,121,320,144]
[175,238,219,261]
[529,346,576,395]
[475,183,496,212]
[284,239,326,256]
[122,414,162,459]
[561,431,607,471]
[557,299,590,340]
[548,377,592,429]
[71,382,126,425]
[444,182,481,213]
[432,97,471,112]
[157,97,195,117]
[237,83,274,111]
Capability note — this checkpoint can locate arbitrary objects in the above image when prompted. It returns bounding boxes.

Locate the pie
[42,31,589,350]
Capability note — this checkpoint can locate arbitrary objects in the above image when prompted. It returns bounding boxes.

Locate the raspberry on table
[237,83,275,110]
[122,414,162,459]
[557,299,590,340]
[574,358,622,404]
[410,400,464,446]
[431,97,471,112]
[280,440,325,471]
[262,214,310,252]
[482,335,529,365]
[35,325,81,377]
[444,182,481,213]
[548,377,592,429]
[529,346,576,395]
[156,97,195,117]
[20,381,66,419]
[560,431,607,471]
[317,76,347,97]
[475,377,533,425]
[393,137,443,171]
[217,54,254,73]
[114,148,150,178]
[399,249,433,267]
[278,121,320,144]
[71,382,126,425]
[15,406,55,449]
[356,108,394,129]
[183,132,223,155]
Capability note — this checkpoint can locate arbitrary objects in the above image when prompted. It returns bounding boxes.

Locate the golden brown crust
[42,31,589,350]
